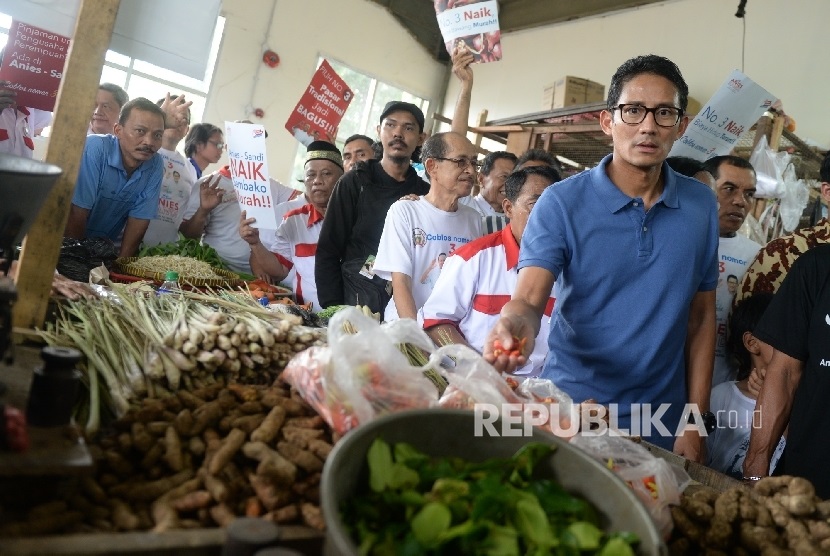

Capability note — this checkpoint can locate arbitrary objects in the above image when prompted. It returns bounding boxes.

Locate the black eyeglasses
[614,104,684,127]
[209,141,225,150]
[433,157,482,171]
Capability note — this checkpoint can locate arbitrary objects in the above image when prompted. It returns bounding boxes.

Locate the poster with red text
[435,0,502,63]
[0,20,70,111]
[284,59,353,146]
[225,121,278,229]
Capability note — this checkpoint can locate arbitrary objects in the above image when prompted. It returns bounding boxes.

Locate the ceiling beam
[499,0,667,33]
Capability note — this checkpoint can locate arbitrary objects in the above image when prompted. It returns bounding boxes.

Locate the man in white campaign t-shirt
[143,98,198,246]
[701,155,762,386]
[422,166,561,376]
[239,141,343,309]
[374,132,483,322]
[180,170,299,275]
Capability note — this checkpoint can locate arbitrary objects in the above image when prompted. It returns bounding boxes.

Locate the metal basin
[321,409,667,555]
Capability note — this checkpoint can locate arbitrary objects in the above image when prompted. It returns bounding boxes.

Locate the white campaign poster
[224,121,277,229]
[670,70,777,160]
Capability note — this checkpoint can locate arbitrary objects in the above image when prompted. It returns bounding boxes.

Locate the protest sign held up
[284,59,353,146]
[225,121,278,229]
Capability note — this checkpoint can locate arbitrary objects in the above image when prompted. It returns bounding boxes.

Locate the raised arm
[450,45,476,135]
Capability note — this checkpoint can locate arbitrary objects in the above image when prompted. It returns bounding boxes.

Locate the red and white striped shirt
[272,203,324,310]
[422,225,554,376]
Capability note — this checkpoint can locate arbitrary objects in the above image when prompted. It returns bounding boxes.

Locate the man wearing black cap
[316,100,429,313]
[240,141,343,310]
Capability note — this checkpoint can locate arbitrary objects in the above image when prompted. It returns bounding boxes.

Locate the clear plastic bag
[569,434,691,539]
[435,346,577,438]
[778,162,810,232]
[749,135,788,199]
[282,307,440,434]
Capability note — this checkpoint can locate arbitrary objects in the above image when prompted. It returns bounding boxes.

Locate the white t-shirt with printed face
[713,234,763,386]
[182,168,252,274]
[374,197,483,322]
[143,148,198,246]
[421,227,554,376]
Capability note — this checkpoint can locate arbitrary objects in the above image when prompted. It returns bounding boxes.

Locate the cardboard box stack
[542,76,606,110]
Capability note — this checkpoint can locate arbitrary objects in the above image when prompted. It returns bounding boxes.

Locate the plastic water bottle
[157,270,180,296]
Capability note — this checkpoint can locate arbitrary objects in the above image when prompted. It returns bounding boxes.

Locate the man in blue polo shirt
[66,97,189,257]
[486,55,719,459]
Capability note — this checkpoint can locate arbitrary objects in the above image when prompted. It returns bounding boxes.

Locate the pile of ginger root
[670,476,830,555]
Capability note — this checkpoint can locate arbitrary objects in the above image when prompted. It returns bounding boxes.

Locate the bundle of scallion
[39,290,325,436]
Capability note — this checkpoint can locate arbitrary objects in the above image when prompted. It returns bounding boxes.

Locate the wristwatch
[688,411,717,434]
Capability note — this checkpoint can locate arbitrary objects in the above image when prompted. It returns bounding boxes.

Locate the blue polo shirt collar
[592,154,680,213]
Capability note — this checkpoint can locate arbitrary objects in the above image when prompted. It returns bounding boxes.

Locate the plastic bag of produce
[282,307,440,434]
[436,346,576,438]
[569,434,691,538]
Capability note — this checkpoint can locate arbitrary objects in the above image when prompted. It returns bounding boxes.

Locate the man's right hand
[239,210,260,246]
[0,81,17,112]
[199,174,225,211]
[483,315,535,373]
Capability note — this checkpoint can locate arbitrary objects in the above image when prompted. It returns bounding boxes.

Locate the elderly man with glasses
[486,55,719,461]
[373,131,483,322]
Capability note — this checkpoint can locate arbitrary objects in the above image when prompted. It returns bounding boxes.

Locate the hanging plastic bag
[748,135,787,199]
[282,307,441,435]
[777,162,810,232]
[570,434,691,538]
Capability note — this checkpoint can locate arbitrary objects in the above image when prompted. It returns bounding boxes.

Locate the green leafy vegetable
[344,439,640,555]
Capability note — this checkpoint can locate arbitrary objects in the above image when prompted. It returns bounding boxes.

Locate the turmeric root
[163,426,184,472]
[281,426,324,447]
[250,405,286,443]
[110,498,141,531]
[172,491,213,512]
[208,428,246,475]
[300,502,325,531]
[277,441,323,473]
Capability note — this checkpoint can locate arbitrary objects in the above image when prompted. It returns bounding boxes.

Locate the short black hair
[118,97,165,126]
[99,82,129,108]
[481,151,518,176]
[820,150,830,182]
[666,156,706,178]
[702,155,755,181]
[515,149,558,170]
[727,293,774,381]
[607,54,689,113]
[184,123,223,157]
[504,166,561,202]
[344,134,374,148]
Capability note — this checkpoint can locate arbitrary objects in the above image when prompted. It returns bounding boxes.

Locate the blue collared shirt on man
[519,154,718,448]
[72,134,163,241]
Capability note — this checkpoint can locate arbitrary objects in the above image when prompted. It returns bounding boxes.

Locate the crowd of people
[2,44,828,497]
